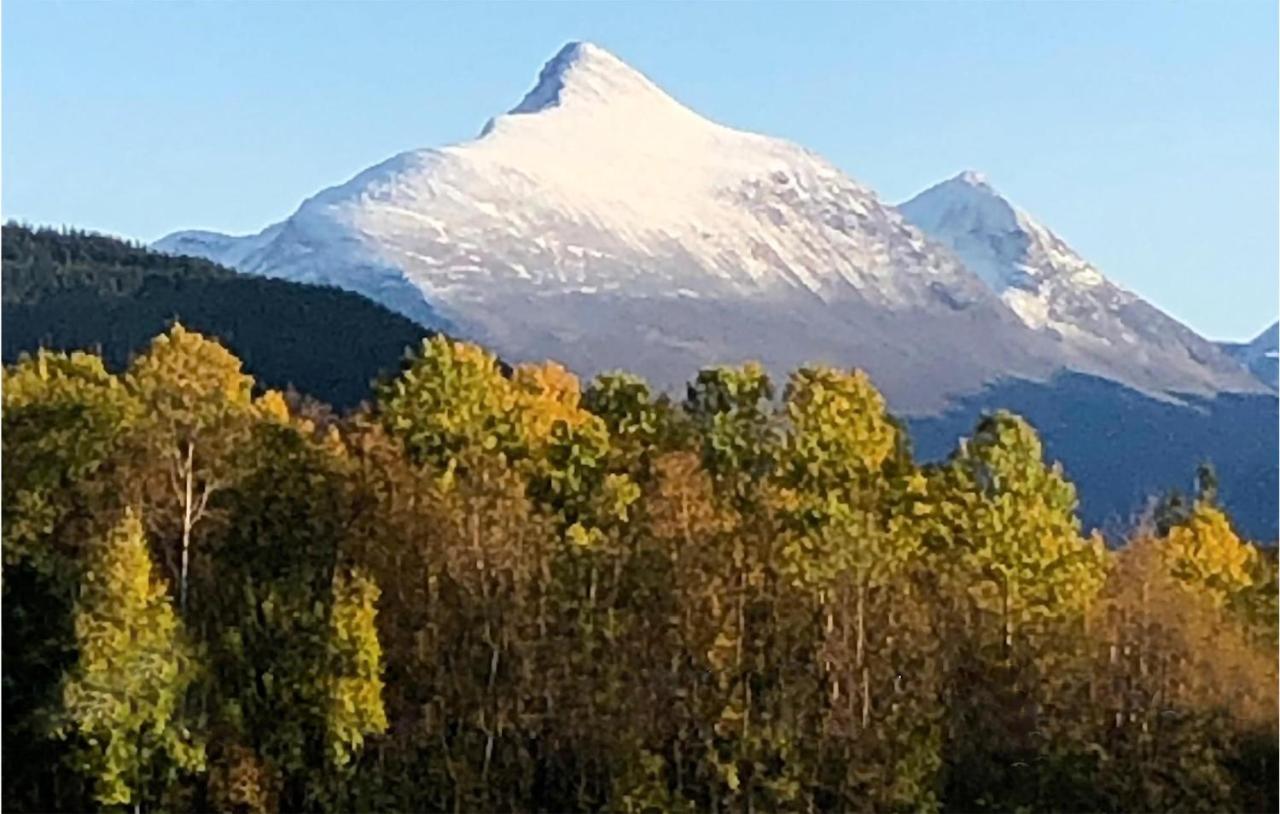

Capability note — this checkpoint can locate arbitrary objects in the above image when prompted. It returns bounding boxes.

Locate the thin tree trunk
[857,581,868,728]
[1001,572,1013,661]
[1138,579,1150,679]
[180,440,195,615]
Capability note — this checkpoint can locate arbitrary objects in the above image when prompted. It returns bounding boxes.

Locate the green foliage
[124,324,268,618]
[2,350,141,813]
[126,322,255,423]
[55,510,204,807]
[376,336,523,468]
[934,411,1106,633]
[685,363,777,499]
[923,411,1110,811]
[326,569,389,768]
[583,371,689,478]
[3,350,138,574]
[774,366,944,812]
[202,420,386,810]
[1,222,235,303]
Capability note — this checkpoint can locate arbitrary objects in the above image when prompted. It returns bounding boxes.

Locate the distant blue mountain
[909,372,1278,542]
[1219,322,1279,391]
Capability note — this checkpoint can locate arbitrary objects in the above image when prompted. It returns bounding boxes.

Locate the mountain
[1218,322,1278,390]
[3,223,432,408]
[155,41,1259,412]
[150,42,1276,535]
[897,172,1254,398]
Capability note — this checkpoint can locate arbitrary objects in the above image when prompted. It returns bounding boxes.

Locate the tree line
[3,325,1276,813]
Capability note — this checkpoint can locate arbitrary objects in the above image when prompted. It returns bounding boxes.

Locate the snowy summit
[156,42,1262,411]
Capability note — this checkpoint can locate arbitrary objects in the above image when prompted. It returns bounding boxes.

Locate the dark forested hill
[2,223,432,408]
[909,372,1279,542]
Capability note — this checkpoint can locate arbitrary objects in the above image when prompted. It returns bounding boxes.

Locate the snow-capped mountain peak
[897,170,1108,298]
[155,42,1264,410]
[508,41,667,115]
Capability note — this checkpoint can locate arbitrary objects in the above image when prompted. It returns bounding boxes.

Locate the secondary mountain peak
[900,175,1255,395]
[898,173,1036,295]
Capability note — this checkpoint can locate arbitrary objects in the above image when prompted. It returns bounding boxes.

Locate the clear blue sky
[3,1,1276,340]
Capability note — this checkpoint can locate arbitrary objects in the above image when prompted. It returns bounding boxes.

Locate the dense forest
[1,223,433,409]
[3,323,1276,813]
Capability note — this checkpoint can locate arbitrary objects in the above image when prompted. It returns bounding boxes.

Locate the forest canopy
[3,326,1276,813]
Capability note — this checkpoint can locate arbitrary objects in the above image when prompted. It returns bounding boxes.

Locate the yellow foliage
[1162,501,1257,606]
[127,323,254,415]
[327,569,389,767]
[255,389,291,424]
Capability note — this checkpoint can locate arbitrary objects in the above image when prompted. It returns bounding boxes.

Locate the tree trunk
[857,581,868,728]
[180,440,195,615]
[1001,572,1013,661]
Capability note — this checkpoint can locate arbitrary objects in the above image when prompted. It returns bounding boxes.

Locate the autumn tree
[583,371,690,481]
[124,323,265,616]
[1090,530,1277,812]
[775,366,942,810]
[2,350,141,812]
[597,450,741,811]
[4,333,1275,813]
[55,510,204,809]
[192,418,387,812]
[1161,500,1257,608]
[923,411,1107,809]
[374,337,524,471]
[684,363,777,500]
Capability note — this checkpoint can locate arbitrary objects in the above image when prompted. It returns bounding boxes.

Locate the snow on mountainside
[155,41,1263,412]
[1219,322,1278,390]
[897,172,1258,400]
